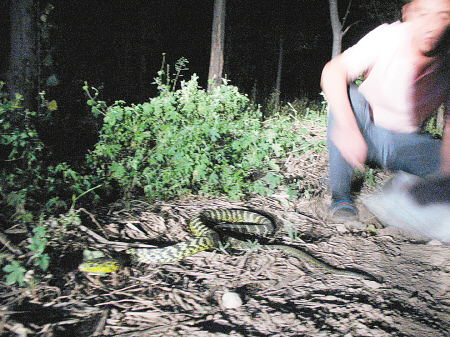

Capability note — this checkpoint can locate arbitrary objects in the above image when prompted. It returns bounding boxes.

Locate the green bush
[88,74,312,200]
[0,82,99,224]
[0,85,45,223]
[0,82,101,286]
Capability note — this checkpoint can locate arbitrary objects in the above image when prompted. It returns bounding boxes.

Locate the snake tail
[269,245,379,281]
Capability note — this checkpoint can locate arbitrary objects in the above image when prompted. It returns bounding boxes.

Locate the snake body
[126,209,273,264]
[79,209,377,280]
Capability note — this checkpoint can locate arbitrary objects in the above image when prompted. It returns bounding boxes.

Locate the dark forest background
[0,0,405,107]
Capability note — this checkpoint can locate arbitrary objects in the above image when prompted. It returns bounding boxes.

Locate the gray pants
[327,84,441,202]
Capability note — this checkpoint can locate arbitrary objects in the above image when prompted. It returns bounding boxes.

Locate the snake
[79,209,378,281]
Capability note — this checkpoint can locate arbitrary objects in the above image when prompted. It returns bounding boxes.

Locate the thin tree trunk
[207,0,226,93]
[329,0,343,59]
[274,36,283,110]
[8,0,38,113]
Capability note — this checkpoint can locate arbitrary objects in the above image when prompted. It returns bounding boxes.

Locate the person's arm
[321,55,368,169]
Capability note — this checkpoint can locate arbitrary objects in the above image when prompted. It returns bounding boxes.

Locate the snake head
[78,258,121,275]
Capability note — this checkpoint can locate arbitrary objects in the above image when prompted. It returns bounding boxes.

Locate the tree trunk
[274,36,283,110]
[207,0,226,93]
[329,0,343,59]
[7,0,38,112]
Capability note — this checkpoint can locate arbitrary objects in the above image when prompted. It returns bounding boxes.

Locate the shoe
[328,199,359,222]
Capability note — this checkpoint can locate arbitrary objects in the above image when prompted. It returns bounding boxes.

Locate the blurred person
[321,0,450,222]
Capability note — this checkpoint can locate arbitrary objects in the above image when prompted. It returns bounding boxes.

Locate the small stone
[362,280,382,289]
[222,292,243,309]
[427,239,443,246]
[334,223,349,233]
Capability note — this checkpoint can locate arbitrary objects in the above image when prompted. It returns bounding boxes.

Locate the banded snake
[79,209,377,280]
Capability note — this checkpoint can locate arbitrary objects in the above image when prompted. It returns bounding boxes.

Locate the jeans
[327,84,441,202]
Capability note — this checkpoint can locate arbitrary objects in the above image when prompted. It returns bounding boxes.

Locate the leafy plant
[1,83,45,223]
[28,226,50,272]
[3,261,27,286]
[152,54,190,94]
[87,68,315,201]
[0,83,103,223]
[1,225,49,287]
[0,82,100,285]
[423,106,445,138]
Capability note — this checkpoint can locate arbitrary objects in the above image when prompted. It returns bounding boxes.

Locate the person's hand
[331,124,367,170]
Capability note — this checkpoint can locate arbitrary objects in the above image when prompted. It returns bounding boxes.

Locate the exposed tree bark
[329,0,343,58]
[207,0,226,93]
[328,0,355,59]
[7,0,38,112]
[274,35,284,110]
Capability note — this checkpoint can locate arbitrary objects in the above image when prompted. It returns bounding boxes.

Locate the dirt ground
[1,122,450,336]
[3,191,450,337]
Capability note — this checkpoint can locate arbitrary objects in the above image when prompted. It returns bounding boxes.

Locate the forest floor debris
[1,125,450,336]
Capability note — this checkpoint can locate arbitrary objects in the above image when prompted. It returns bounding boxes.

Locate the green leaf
[287,188,298,200]
[271,143,284,157]
[33,225,47,238]
[35,253,50,271]
[3,261,26,286]
[268,159,280,171]
[208,127,221,141]
[263,172,281,189]
[28,226,47,254]
[299,127,309,135]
